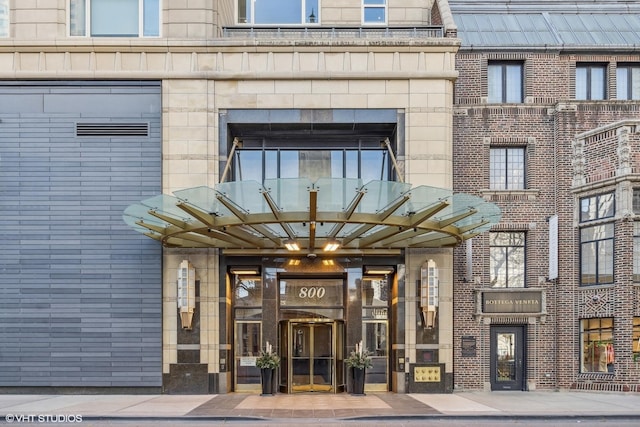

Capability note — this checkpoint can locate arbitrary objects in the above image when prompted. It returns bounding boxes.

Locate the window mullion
[86,0,91,36]
[138,0,143,37]
[503,148,509,189]
[593,240,600,285]
[501,65,508,103]
[504,246,511,287]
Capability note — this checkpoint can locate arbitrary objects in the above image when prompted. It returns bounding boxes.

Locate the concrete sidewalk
[1,391,640,421]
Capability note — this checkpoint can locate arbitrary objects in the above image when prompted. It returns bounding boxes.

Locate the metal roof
[450,0,640,48]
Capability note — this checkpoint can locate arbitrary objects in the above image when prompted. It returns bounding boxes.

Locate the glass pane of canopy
[123,178,501,254]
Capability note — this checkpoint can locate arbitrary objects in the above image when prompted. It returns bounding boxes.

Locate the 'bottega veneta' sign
[481,290,543,314]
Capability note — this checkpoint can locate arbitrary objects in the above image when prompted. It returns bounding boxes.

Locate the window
[617,64,640,100]
[238,0,319,25]
[580,223,614,286]
[580,318,614,373]
[234,275,263,314]
[633,318,640,362]
[279,277,344,319]
[579,193,615,287]
[234,148,390,183]
[362,277,389,321]
[363,0,387,25]
[233,271,262,390]
[576,64,607,100]
[580,192,615,222]
[70,0,160,37]
[362,277,389,388]
[488,62,523,103]
[490,147,525,190]
[490,232,525,288]
[634,188,640,214]
[0,0,8,37]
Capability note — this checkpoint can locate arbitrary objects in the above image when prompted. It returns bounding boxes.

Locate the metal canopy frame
[123,178,501,256]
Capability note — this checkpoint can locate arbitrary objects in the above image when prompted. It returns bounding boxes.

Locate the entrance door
[490,326,525,391]
[280,320,344,393]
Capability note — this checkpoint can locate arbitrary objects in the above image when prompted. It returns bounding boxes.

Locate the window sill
[481,189,539,201]
[579,283,615,288]
[577,372,615,379]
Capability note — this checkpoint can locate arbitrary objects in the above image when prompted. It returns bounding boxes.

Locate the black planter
[260,368,274,396]
[351,368,366,395]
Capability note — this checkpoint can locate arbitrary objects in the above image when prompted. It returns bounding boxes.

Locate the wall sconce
[229,266,261,275]
[420,259,438,329]
[177,259,196,330]
[363,265,395,275]
[284,239,300,251]
[323,240,340,252]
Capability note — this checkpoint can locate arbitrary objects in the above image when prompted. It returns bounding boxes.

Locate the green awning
[123,178,501,256]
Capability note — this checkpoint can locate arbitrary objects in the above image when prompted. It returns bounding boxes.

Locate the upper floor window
[617,64,640,100]
[0,0,7,37]
[490,147,525,190]
[634,188,640,214]
[580,223,614,286]
[70,0,160,37]
[233,148,390,183]
[363,0,387,25]
[488,62,523,103]
[576,63,607,100]
[238,0,319,25]
[490,232,525,288]
[580,192,615,223]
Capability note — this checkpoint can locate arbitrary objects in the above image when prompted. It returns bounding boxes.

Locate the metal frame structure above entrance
[123,177,501,256]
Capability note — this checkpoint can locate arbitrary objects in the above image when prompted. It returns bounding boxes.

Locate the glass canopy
[123,178,501,256]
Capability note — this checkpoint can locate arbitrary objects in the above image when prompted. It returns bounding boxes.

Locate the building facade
[2,0,639,395]
[1,0,483,394]
[451,0,640,392]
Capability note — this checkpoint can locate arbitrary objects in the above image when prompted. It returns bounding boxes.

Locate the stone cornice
[0,48,459,80]
[0,38,460,54]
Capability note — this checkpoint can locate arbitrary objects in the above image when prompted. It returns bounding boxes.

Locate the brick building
[451,0,640,392]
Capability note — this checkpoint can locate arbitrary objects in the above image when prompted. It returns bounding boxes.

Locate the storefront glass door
[490,325,525,391]
[280,320,344,393]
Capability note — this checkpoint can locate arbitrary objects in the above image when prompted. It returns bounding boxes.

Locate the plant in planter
[345,340,372,395]
[256,341,280,395]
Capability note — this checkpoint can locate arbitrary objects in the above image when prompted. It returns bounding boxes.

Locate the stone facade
[0,0,462,393]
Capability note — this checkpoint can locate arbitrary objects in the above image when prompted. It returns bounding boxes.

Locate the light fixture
[322,259,335,266]
[420,259,438,329]
[229,266,261,275]
[284,239,300,251]
[177,260,196,330]
[323,239,340,252]
[363,265,395,275]
[288,259,301,266]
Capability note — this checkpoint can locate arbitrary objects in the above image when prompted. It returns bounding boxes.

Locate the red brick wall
[453,50,640,391]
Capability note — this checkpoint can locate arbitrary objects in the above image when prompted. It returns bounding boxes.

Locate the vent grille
[77,123,149,137]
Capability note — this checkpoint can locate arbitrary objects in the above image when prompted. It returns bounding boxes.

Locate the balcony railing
[223,26,444,39]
